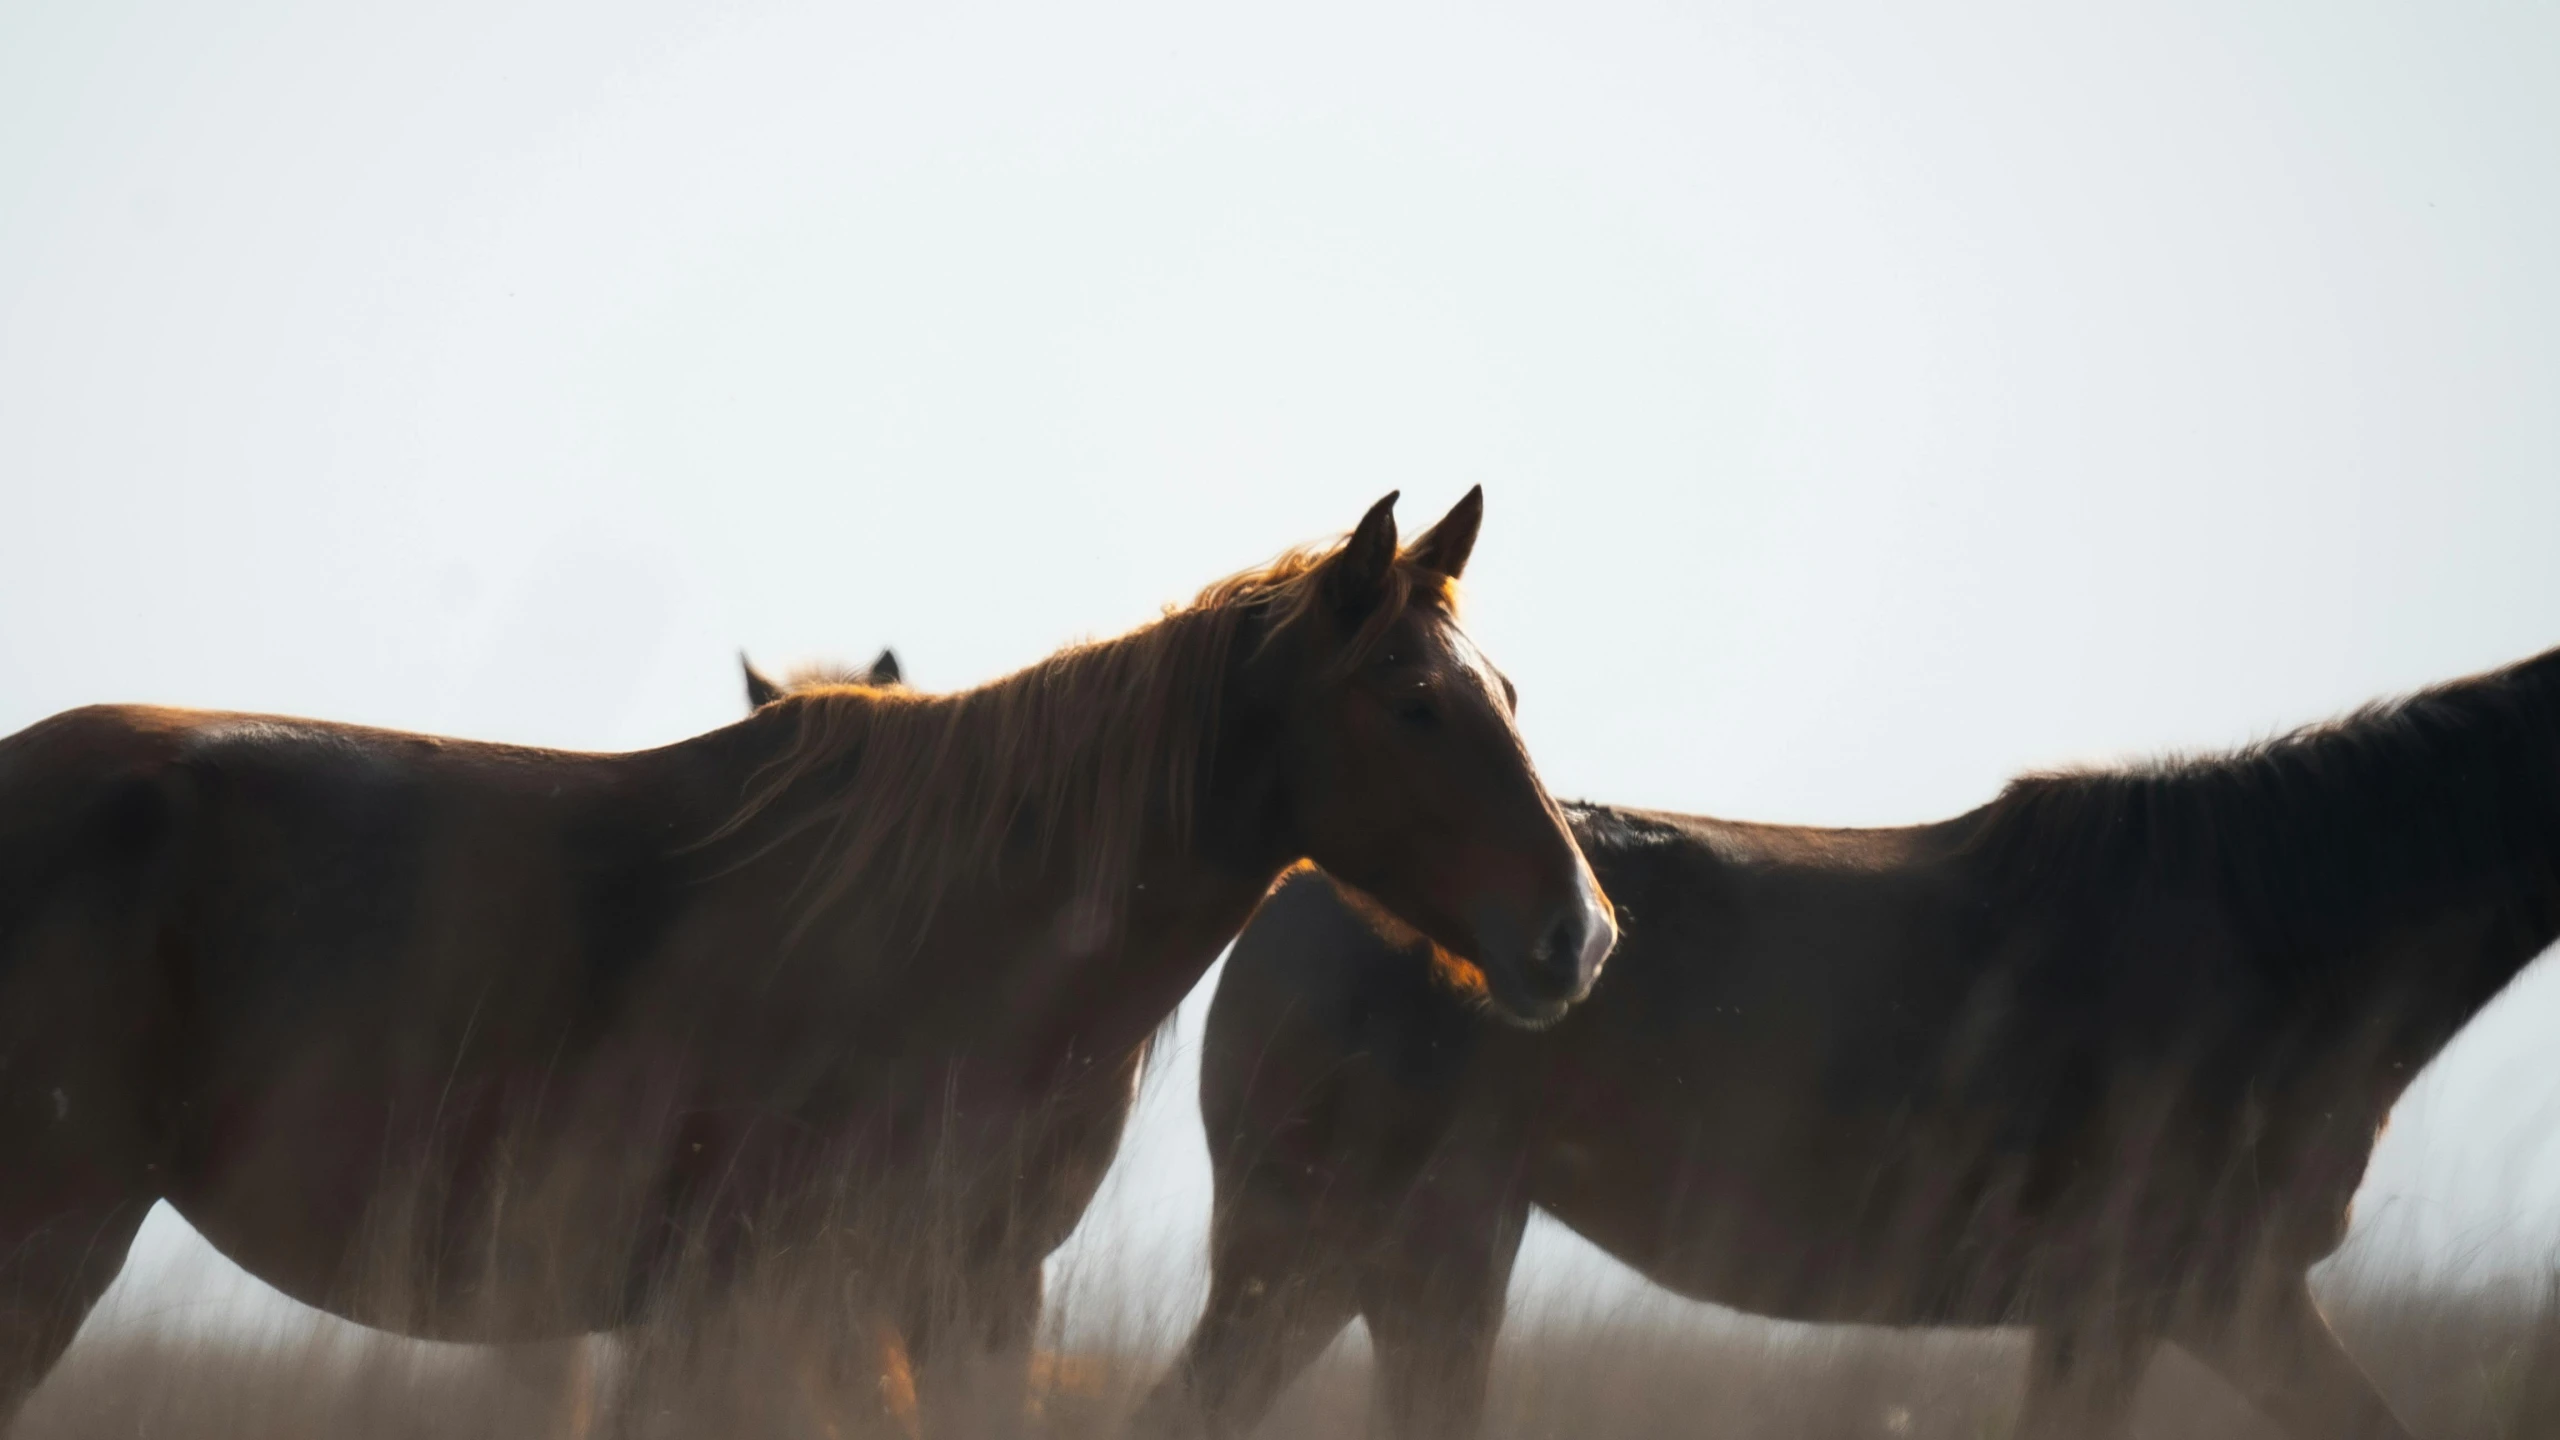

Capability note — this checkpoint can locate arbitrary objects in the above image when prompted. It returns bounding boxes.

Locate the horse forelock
[713,534,1461,949]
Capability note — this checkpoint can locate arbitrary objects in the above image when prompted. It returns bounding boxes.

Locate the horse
[732,645,1164,1434]
[0,488,1616,1433]
[741,648,905,710]
[1139,642,2560,1440]
[489,646,932,1438]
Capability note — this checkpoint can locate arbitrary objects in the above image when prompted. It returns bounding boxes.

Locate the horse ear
[1321,491,1401,617]
[1402,485,1482,580]
[866,649,903,687]
[742,654,784,709]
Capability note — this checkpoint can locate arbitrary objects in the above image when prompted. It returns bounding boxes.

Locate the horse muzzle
[1474,885,1616,1028]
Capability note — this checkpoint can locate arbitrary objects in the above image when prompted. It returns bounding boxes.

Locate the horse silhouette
[0,489,1612,1433]
[1144,643,2560,1440]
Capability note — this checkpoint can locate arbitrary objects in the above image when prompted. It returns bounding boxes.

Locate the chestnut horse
[0,490,1614,1432]
[1142,643,2560,1440]
[735,644,1165,1432]
[741,648,905,709]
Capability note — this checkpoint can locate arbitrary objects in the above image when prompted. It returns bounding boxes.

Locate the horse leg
[1354,1191,1527,1440]
[0,913,165,1424]
[2174,1275,2414,1440]
[905,1262,1041,1440]
[873,1317,923,1440]
[491,1336,599,1440]
[2012,1321,2156,1440]
[0,1194,153,1427]
[764,1310,918,1440]
[1129,1186,1363,1440]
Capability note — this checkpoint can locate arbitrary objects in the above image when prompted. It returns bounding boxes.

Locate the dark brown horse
[0,490,1614,1432]
[1141,643,2560,1440]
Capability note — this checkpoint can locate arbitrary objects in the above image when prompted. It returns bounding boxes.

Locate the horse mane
[716,533,1459,948]
[774,661,889,692]
[1967,645,2560,969]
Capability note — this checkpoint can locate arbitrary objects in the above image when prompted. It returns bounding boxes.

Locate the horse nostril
[1528,910,1592,999]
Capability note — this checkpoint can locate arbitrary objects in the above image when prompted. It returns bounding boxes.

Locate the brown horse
[741,648,905,709]
[734,645,1165,1433]
[0,489,1614,1432]
[1141,643,2560,1440]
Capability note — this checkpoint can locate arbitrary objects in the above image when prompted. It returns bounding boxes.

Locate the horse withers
[1142,644,2560,1440]
[0,488,1612,1432]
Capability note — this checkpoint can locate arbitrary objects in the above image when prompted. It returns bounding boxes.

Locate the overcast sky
[5,0,2557,1344]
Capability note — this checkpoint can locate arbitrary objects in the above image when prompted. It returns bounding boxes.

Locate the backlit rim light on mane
[711,526,1465,949]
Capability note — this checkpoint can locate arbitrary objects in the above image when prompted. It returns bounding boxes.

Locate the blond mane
[719,532,1459,948]
[771,661,895,693]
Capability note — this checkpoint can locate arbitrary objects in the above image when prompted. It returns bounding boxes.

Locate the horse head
[1244,489,1615,1026]
[741,649,904,709]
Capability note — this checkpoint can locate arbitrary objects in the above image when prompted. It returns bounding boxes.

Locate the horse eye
[1395,697,1440,729]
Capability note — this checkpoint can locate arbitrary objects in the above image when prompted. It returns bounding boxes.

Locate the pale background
[3,0,2555,1345]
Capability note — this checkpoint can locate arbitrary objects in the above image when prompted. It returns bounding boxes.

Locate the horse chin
[1479,984,1574,1032]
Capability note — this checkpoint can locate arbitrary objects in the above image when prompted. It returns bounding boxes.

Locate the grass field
[16,1274,2557,1439]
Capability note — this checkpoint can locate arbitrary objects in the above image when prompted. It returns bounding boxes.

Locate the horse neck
[998,706,1299,1072]
[2359,844,2560,1079]
[734,649,1295,1078]
[2282,651,2560,1076]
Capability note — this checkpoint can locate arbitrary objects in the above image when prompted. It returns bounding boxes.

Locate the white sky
[4,0,2556,1345]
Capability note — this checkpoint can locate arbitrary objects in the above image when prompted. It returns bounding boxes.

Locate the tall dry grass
[16,1273,2557,1439]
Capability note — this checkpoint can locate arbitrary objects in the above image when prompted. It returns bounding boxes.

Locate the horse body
[0,490,1614,1430]
[1148,645,2560,1440]
[1500,813,2026,1325]
[1,700,1227,1339]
